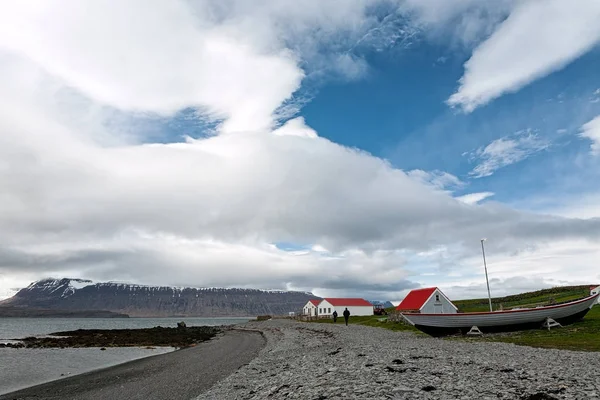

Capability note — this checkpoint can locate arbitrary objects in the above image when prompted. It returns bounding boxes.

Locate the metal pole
[481,239,493,312]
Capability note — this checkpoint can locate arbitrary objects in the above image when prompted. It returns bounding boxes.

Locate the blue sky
[301,44,600,211]
[1,1,600,301]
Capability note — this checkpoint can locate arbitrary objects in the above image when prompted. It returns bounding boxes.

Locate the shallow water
[0,316,250,340]
[0,346,174,395]
[0,317,250,395]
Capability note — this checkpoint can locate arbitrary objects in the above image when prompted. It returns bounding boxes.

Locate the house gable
[396,287,436,311]
[423,288,458,311]
[397,287,457,312]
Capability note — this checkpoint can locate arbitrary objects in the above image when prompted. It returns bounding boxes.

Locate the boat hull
[402,294,599,337]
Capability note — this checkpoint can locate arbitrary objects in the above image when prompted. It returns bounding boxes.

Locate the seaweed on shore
[13,326,221,348]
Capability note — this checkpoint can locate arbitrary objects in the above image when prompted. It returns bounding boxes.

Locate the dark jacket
[343,309,350,318]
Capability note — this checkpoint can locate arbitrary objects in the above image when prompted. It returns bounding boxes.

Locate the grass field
[309,286,600,351]
[477,305,600,352]
[311,311,420,333]
[453,285,592,312]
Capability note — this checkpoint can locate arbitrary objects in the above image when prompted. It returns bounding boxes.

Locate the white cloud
[0,1,599,301]
[546,193,600,220]
[273,117,318,138]
[467,130,550,178]
[580,115,600,155]
[591,89,600,103]
[415,238,600,300]
[0,0,406,134]
[456,192,495,205]
[0,1,306,134]
[407,169,464,192]
[448,0,600,111]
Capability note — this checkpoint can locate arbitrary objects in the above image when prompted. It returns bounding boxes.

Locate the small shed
[396,287,457,314]
[303,299,322,316]
[318,298,374,317]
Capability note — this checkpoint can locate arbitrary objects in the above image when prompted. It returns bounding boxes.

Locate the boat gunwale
[401,293,599,318]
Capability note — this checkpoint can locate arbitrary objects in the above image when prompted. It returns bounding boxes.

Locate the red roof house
[323,298,373,307]
[396,287,457,314]
[303,299,323,316]
[317,298,374,316]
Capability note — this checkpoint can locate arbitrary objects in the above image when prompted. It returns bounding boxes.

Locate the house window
[328,308,331,313]
[435,294,440,302]
[319,308,322,313]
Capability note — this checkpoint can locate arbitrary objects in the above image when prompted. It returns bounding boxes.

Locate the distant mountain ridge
[369,300,394,308]
[0,278,320,317]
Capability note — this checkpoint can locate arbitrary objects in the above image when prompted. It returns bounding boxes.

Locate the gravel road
[0,329,265,400]
[199,320,600,400]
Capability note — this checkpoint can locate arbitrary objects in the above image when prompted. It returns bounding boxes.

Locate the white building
[396,287,457,314]
[318,298,374,317]
[591,286,600,304]
[302,299,321,316]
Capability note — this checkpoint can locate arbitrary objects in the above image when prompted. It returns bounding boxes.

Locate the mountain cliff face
[2,278,320,317]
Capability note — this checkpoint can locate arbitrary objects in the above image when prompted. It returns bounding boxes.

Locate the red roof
[308,299,321,306]
[323,298,372,307]
[396,287,437,311]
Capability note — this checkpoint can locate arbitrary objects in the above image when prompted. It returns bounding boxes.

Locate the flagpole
[480,238,493,312]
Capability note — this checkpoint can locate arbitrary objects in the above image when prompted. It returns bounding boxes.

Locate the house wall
[592,287,600,304]
[420,289,457,314]
[318,300,373,317]
[303,302,319,316]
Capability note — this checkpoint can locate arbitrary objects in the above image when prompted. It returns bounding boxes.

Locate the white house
[591,286,600,304]
[396,287,457,314]
[303,299,322,316]
[317,298,374,317]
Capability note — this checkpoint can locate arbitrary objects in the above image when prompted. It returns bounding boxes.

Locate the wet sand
[0,329,265,400]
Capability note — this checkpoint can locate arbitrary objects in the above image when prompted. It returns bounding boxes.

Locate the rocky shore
[4,319,600,399]
[0,330,265,400]
[199,319,600,400]
[1,325,220,349]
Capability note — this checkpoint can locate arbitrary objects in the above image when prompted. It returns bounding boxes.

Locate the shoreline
[5,319,599,399]
[0,329,265,400]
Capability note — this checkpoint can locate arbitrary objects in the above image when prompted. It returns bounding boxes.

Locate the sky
[1,0,600,302]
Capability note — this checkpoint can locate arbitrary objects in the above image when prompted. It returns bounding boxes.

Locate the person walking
[332,310,338,323]
[343,308,350,326]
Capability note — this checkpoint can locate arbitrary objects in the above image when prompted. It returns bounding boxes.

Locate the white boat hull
[401,293,599,336]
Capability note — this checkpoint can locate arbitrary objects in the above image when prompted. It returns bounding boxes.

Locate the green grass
[472,305,600,352]
[454,285,592,312]
[311,313,421,333]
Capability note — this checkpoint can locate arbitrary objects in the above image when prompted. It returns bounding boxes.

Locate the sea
[0,317,250,395]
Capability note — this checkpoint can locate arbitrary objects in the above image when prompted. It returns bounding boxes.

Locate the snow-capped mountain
[2,278,319,317]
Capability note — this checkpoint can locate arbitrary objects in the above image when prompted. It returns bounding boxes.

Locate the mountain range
[0,278,321,317]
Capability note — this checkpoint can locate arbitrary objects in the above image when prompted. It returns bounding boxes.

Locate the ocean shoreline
[5,320,600,399]
[0,329,265,400]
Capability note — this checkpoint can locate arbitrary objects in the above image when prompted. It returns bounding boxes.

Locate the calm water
[0,317,251,340]
[0,317,250,395]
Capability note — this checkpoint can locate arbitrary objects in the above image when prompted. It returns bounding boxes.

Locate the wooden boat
[401,293,599,337]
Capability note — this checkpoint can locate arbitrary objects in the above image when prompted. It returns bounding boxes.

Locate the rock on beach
[198,319,600,400]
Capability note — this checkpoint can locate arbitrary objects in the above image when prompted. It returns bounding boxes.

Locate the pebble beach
[3,319,600,399]
[200,319,600,400]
